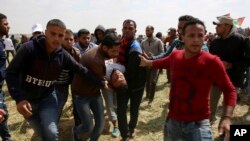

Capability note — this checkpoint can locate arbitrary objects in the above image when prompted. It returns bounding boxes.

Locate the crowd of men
[0,12,250,141]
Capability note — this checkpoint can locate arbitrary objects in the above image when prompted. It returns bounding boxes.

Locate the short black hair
[179,15,195,22]
[65,29,74,35]
[0,13,7,21]
[77,29,90,37]
[182,18,206,35]
[105,28,117,34]
[46,19,66,29]
[102,31,121,48]
[156,32,162,38]
[123,19,137,29]
[146,25,154,31]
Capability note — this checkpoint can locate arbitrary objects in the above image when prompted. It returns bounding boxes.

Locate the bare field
[3,71,250,141]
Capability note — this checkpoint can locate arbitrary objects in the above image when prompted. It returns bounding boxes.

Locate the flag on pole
[237,17,245,26]
[233,17,245,27]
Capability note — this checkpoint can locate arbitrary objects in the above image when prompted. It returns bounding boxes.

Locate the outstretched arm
[65,52,105,87]
[139,55,153,67]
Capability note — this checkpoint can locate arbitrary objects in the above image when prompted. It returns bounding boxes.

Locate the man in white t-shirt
[4,35,15,64]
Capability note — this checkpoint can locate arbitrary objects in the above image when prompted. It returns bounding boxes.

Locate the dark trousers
[56,85,81,126]
[116,87,144,139]
[145,68,159,102]
[0,121,11,141]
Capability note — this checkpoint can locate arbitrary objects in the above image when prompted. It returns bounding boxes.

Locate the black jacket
[209,32,250,87]
[123,40,146,91]
[6,35,103,103]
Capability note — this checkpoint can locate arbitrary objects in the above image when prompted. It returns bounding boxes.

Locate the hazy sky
[1,0,249,36]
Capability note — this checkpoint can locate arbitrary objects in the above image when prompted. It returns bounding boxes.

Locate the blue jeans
[102,90,117,121]
[145,68,159,102]
[164,119,212,141]
[26,90,59,141]
[56,85,81,126]
[55,85,69,120]
[73,94,105,141]
[0,91,11,141]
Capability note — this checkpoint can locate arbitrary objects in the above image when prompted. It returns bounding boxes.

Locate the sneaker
[112,127,120,138]
[72,127,81,141]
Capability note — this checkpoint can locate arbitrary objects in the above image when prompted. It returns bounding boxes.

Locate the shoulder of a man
[20,40,35,53]
[89,42,98,48]
[129,40,142,53]
[73,46,80,52]
[141,38,147,43]
[0,39,5,49]
[232,32,244,38]
[80,47,97,61]
[72,46,81,56]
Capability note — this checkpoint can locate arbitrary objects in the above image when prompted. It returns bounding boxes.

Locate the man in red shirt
[163,27,177,48]
[139,18,236,141]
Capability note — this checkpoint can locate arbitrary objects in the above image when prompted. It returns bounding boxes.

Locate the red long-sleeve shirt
[153,50,236,121]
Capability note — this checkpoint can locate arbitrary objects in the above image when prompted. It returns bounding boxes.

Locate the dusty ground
[4,71,250,141]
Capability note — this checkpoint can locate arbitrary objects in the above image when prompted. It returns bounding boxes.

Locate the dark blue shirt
[6,35,104,103]
[0,39,6,109]
[0,39,6,88]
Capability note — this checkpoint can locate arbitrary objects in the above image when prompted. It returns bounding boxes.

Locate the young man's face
[96,30,105,41]
[177,20,185,37]
[62,32,74,50]
[122,21,136,40]
[111,69,127,89]
[45,25,65,51]
[145,27,153,38]
[103,45,120,59]
[182,24,205,55]
[78,34,90,48]
[215,24,228,36]
[0,18,10,36]
[168,30,176,37]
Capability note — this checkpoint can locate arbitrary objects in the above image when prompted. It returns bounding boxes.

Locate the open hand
[139,55,152,67]
[218,116,231,141]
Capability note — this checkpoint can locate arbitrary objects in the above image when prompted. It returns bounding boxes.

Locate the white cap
[32,23,43,33]
[213,16,234,25]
